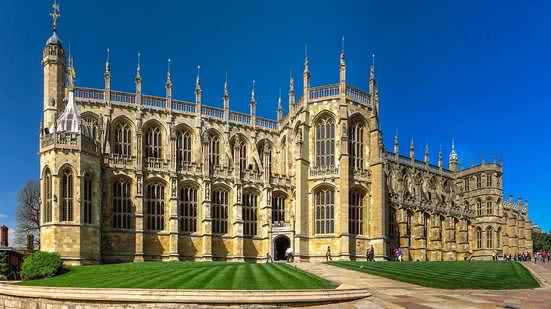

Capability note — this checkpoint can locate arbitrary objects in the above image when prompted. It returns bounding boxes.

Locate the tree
[533,231,551,252]
[15,179,40,248]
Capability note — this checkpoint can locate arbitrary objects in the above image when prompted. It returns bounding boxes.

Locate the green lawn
[18,262,336,290]
[328,261,539,290]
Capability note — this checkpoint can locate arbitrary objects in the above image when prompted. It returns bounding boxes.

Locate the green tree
[533,231,551,251]
[0,251,8,280]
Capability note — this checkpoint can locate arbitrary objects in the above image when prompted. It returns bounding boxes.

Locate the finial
[67,54,76,87]
[225,72,228,84]
[410,137,414,149]
[195,65,201,91]
[197,64,200,78]
[105,48,110,72]
[341,35,345,53]
[167,58,172,81]
[305,44,308,59]
[137,52,141,74]
[50,0,61,32]
[251,80,256,100]
[278,89,282,108]
[452,138,455,150]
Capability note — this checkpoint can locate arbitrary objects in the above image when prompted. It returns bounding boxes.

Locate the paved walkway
[295,262,551,309]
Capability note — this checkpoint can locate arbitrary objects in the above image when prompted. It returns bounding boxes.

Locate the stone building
[39,4,532,265]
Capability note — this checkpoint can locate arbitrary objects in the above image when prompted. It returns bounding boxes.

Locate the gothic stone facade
[39,30,532,265]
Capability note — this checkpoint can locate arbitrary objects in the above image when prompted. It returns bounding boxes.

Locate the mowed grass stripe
[329,261,539,290]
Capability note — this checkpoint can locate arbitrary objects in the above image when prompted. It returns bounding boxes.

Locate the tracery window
[257,141,272,173]
[476,228,482,249]
[61,169,73,222]
[388,208,397,239]
[243,192,257,236]
[112,179,131,229]
[349,122,364,170]
[486,227,494,248]
[464,178,469,191]
[83,174,93,224]
[487,174,492,187]
[212,189,228,234]
[486,200,493,216]
[43,169,52,223]
[315,116,335,167]
[233,139,247,173]
[349,191,364,235]
[82,116,98,140]
[477,175,481,189]
[315,188,334,234]
[476,200,482,216]
[145,126,162,159]
[113,122,132,157]
[176,130,192,166]
[209,134,220,169]
[179,187,197,233]
[272,194,285,224]
[145,183,165,231]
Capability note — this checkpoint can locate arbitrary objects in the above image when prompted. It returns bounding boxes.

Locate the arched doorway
[274,236,290,261]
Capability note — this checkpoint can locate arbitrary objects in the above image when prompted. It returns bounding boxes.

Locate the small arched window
[43,169,52,223]
[349,191,364,235]
[113,122,132,157]
[112,179,132,229]
[487,174,492,187]
[315,188,334,234]
[476,175,481,189]
[486,199,493,216]
[83,173,93,224]
[145,183,165,231]
[243,191,257,236]
[176,130,192,167]
[486,227,494,248]
[145,126,162,159]
[272,194,285,224]
[209,134,220,169]
[61,169,74,222]
[476,227,483,249]
[212,189,228,234]
[315,116,335,167]
[179,187,197,233]
[349,121,364,170]
[476,200,482,216]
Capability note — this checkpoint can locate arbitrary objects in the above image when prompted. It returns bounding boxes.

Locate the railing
[309,84,340,101]
[143,95,166,109]
[212,166,232,178]
[106,154,134,168]
[74,87,104,102]
[177,162,201,174]
[309,165,339,177]
[352,168,370,179]
[271,174,292,187]
[229,111,251,125]
[111,91,136,104]
[346,85,370,106]
[145,157,166,170]
[201,105,224,119]
[40,132,97,155]
[243,170,263,182]
[385,151,453,178]
[256,117,277,130]
[172,100,195,113]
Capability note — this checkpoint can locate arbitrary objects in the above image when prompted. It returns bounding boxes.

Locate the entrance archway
[274,236,290,261]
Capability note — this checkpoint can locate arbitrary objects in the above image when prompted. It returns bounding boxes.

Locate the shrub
[21,251,63,280]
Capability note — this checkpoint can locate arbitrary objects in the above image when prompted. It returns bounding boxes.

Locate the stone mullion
[338,116,350,260]
[134,174,144,262]
[232,184,244,261]
[168,177,179,261]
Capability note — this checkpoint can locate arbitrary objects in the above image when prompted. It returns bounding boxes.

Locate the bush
[21,251,63,280]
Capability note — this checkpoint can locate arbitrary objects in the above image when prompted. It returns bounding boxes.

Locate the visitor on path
[266,252,273,263]
[285,246,294,263]
[543,250,547,263]
[398,247,403,262]
[367,245,374,261]
[326,246,332,261]
[393,248,399,261]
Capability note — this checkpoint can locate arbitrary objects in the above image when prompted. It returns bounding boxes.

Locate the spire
[223,73,230,119]
[135,52,142,94]
[50,0,60,33]
[340,36,346,66]
[393,130,399,156]
[448,139,458,171]
[250,80,256,103]
[303,44,311,98]
[195,65,201,105]
[409,137,415,160]
[289,68,296,115]
[424,143,429,164]
[67,54,76,89]
[369,53,377,94]
[438,145,443,169]
[105,48,110,73]
[339,36,346,92]
[277,89,283,123]
[250,80,256,125]
[224,72,229,98]
[166,58,172,98]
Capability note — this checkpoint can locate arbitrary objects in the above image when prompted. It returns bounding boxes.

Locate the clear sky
[0,0,549,234]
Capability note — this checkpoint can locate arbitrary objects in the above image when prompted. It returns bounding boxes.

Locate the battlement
[503,194,528,213]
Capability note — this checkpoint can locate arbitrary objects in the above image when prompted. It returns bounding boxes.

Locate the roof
[45,31,62,46]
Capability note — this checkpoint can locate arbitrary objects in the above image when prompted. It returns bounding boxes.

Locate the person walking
[266,252,273,263]
[367,245,374,262]
[398,247,403,262]
[393,248,399,261]
[285,246,294,263]
[326,246,332,261]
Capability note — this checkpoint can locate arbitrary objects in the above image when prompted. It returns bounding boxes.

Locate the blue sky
[0,0,549,233]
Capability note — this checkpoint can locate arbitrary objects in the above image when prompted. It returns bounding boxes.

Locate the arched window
[349,121,364,170]
[145,183,165,231]
[422,213,429,239]
[243,191,257,236]
[179,187,197,233]
[112,179,131,229]
[315,188,334,234]
[145,126,162,159]
[388,208,397,240]
[212,189,228,234]
[486,227,494,248]
[61,169,73,222]
[315,116,335,167]
[83,173,93,224]
[487,174,492,187]
[476,227,482,249]
[486,199,493,216]
[209,134,220,169]
[43,169,52,223]
[257,141,272,174]
[176,130,192,167]
[233,139,247,173]
[113,122,132,157]
[272,194,285,224]
[464,178,469,191]
[82,116,98,140]
[477,175,481,189]
[476,200,482,216]
[349,191,364,235]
